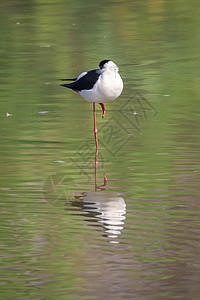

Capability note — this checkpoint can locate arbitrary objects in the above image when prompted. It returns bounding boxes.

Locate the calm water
[0,1,200,299]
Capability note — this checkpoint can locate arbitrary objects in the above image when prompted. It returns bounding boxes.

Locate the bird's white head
[99,60,119,74]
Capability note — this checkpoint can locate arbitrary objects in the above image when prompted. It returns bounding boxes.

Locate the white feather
[80,61,123,103]
[76,71,87,81]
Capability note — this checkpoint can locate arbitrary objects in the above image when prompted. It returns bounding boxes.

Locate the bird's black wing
[60,69,100,91]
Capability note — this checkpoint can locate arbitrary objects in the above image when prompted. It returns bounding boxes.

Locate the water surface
[0,1,200,299]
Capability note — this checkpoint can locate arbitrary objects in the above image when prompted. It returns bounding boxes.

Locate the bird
[60,60,123,148]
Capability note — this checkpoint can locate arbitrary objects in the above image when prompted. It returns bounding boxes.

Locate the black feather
[60,69,100,91]
[99,60,110,69]
[59,78,77,81]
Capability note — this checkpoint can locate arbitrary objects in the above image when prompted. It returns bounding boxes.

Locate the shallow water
[0,1,200,299]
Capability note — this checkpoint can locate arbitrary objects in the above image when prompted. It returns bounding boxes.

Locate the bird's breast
[80,72,123,103]
[97,73,123,100]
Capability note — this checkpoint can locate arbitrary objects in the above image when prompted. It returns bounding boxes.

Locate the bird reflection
[72,144,126,241]
[73,191,126,240]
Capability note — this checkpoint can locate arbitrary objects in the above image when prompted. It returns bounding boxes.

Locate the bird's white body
[79,61,123,103]
[60,59,123,147]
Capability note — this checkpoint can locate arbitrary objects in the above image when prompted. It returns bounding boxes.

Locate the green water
[0,1,200,299]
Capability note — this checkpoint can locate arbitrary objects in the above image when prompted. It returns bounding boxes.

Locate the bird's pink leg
[93,102,98,190]
[99,103,105,118]
[93,102,98,149]
[95,145,98,191]
[103,174,107,186]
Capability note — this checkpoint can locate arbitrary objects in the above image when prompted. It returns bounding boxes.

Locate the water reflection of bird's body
[72,191,126,240]
[60,60,123,147]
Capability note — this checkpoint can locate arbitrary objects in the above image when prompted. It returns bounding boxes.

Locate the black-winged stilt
[60,60,123,148]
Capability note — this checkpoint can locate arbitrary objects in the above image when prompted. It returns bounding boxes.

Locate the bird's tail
[60,83,71,88]
[59,78,77,81]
